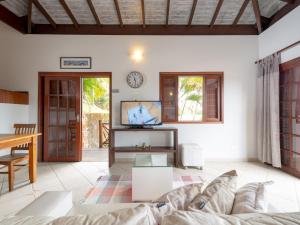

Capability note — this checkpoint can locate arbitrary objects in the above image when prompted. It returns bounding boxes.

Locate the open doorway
[82,77,110,162]
[38,72,111,163]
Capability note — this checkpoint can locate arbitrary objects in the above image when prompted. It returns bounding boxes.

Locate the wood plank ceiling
[0,0,299,35]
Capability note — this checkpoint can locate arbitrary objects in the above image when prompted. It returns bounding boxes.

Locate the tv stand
[127,126,154,129]
[109,127,178,167]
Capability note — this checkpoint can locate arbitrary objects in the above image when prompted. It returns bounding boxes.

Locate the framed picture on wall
[60,57,92,69]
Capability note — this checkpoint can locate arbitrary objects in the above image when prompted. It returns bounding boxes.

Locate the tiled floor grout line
[49,164,68,191]
[70,164,95,186]
[0,175,4,195]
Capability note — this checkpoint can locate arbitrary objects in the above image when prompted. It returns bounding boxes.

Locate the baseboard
[115,157,259,163]
[204,158,258,162]
[116,158,134,163]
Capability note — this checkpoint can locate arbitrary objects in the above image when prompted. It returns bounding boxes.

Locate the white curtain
[257,53,281,168]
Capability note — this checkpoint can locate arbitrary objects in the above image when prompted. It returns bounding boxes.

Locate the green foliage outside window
[178,76,203,121]
[83,78,109,110]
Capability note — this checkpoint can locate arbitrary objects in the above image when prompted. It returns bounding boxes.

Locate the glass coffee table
[132,153,173,201]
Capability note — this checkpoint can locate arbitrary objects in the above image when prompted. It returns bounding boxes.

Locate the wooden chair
[0,124,36,192]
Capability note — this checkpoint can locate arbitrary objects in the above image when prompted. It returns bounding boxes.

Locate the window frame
[159,72,224,124]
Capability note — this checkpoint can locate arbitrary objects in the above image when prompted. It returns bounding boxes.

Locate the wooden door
[280,57,300,178]
[44,77,81,161]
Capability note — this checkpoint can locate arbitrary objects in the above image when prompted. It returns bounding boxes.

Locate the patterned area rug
[84,175,203,204]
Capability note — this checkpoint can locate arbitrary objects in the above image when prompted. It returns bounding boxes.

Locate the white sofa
[1,202,300,225]
[0,203,141,225]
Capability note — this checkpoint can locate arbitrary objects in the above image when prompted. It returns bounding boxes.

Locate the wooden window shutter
[160,75,178,122]
[204,76,222,122]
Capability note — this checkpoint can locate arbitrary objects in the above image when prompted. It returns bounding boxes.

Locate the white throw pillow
[188,170,238,214]
[155,183,203,210]
[231,181,273,214]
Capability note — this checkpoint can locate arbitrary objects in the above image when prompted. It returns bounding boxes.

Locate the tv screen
[121,101,162,126]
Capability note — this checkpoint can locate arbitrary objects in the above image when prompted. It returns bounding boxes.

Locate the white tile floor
[82,149,108,162]
[0,161,300,218]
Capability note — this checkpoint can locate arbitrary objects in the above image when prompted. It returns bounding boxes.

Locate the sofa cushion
[161,210,232,225]
[161,210,300,225]
[47,204,156,225]
[148,203,175,225]
[67,203,140,216]
[0,216,54,225]
[188,170,237,214]
[155,183,203,210]
[231,181,273,214]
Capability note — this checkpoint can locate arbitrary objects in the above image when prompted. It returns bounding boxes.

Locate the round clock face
[127,71,143,88]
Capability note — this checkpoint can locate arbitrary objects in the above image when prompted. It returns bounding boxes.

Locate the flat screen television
[121,101,162,127]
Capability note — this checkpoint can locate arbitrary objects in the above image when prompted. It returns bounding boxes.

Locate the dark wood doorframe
[38,72,112,162]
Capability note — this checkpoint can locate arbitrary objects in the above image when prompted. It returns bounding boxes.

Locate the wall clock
[127,71,144,88]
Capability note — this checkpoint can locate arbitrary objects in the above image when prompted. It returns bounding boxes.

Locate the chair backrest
[12,124,36,151]
[14,124,36,135]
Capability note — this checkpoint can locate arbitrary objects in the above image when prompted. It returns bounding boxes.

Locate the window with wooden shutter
[160,75,178,122]
[204,76,222,122]
[160,72,223,124]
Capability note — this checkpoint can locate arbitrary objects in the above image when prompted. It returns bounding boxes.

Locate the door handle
[76,114,80,123]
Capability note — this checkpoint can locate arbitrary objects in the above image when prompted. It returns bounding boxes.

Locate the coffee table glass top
[134,153,172,167]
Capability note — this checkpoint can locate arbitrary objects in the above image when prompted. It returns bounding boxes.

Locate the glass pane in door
[291,69,300,171]
[280,58,300,177]
[49,80,58,94]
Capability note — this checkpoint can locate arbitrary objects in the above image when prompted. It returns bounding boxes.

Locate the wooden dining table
[0,133,41,183]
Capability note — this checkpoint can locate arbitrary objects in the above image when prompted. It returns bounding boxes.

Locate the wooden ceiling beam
[279,0,294,3]
[27,0,33,33]
[113,0,123,27]
[210,0,224,27]
[269,0,300,27]
[233,0,250,25]
[33,24,258,35]
[188,0,198,26]
[141,0,145,28]
[251,0,262,34]
[166,0,170,26]
[87,0,101,26]
[33,0,56,29]
[59,0,79,29]
[0,5,26,33]
[261,16,270,24]
[27,0,32,34]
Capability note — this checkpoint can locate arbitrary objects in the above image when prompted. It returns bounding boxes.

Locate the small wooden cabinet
[109,127,179,167]
[0,89,29,105]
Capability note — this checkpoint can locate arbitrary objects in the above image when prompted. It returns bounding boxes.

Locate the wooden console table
[109,128,178,167]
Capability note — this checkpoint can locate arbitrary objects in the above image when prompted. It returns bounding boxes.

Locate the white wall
[0,104,29,133]
[0,21,258,161]
[0,103,29,155]
[258,6,300,63]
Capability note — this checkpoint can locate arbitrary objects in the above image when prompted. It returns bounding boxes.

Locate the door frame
[38,72,112,162]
